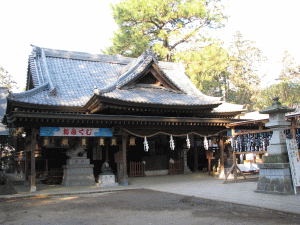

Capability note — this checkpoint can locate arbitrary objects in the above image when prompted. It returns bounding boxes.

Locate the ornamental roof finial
[93,86,100,94]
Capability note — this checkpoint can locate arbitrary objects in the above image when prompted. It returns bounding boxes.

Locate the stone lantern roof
[259,97,295,114]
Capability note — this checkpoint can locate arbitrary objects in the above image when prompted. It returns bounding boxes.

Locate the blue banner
[40,127,113,137]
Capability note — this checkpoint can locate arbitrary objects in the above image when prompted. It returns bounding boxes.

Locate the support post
[30,128,38,192]
[233,153,238,182]
[106,144,109,161]
[193,137,198,172]
[219,136,225,178]
[291,117,297,140]
[24,148,29,181]
[121,132,128,186]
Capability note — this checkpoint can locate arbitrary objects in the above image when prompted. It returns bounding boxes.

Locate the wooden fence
[168,159,183,175]
[129,161,145,177]
[47,168,64,184]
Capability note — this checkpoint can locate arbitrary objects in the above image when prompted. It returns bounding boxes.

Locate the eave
[226,118,269,129]
[6,99,87,114]
[85,94,221,113]
[6,110,243,128]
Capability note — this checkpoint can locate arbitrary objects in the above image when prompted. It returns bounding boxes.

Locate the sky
[0,0,300,92]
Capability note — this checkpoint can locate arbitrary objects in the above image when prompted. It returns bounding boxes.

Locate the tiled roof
[101,85,219,106]
[10,46,243,113]
[212,102,245,113]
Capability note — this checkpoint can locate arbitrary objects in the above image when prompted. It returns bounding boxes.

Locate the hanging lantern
[43,137,49,147]
[143,137,149,152]
[129,137,136,146]
[186,135,191,149]
[111,137,117,146]
[204,136,209,150]
[82,138,87,146]
[61,138,69,147]
[99,137,105,146]
[169,135,175,150]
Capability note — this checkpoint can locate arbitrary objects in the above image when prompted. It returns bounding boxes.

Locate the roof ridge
[31,45,178,69]
[31,45,134,65]
[10,82,49,99]
[94,49,160,95]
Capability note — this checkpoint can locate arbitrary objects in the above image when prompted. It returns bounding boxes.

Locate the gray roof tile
[10,46,243,113]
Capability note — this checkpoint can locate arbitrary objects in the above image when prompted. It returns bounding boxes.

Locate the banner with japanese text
[286,139,300,191]
[40,127,113,137]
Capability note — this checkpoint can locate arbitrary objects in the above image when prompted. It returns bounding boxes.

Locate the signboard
[286,139,300,194]
[40,127,113,137]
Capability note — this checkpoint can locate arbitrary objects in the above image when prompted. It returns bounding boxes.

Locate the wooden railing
[129,161,145,177]
[169,159,183,175]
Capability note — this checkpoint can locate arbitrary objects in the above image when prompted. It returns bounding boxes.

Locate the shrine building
[4,46,245,190]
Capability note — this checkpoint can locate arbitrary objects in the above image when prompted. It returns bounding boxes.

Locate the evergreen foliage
[255,50,300,111]
[105,0,227,61]
[226,31,266,111]
[0,66,18,91]
[106,1,269,112]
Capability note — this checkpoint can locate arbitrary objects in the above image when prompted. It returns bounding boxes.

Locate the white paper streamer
[204,136,209,150]
[144,136,149,152]
[170,135,175,150]
[186,135,191,149]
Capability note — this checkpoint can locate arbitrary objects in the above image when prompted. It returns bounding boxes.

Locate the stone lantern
[256,97,295,195]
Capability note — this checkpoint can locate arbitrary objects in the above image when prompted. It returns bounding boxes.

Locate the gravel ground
[1,189,300,225]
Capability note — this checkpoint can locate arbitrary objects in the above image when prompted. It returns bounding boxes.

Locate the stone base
[62,164,95,186]
[97,174,118,187]
[263,155,288,163]
[30,186,37,192]
[184,168,192,174]
[255,163,295,195]
[145,170,168,176]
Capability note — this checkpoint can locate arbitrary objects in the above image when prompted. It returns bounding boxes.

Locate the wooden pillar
[258,122,263,131]
[106,144,109,161]
[219,136,225,178]
[30,128,38,192]
[232,128,237,181]
[46,159,48,177]
[25,145,30,181]
[193,137,198,172]
[121,132,128,186]
[291,117,297,139]
[208,158,212,175]
[24,151,27,180]
[233,153,238,182]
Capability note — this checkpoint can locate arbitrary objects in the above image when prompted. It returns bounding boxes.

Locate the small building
[4,46,245,189]
[226,110,300,174]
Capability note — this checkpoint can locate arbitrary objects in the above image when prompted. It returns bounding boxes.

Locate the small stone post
[183,148,191,174]
[256,97,295,195]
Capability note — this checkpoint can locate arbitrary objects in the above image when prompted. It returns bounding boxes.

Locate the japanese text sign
[40,127,113,137]
[286,139,300,189]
